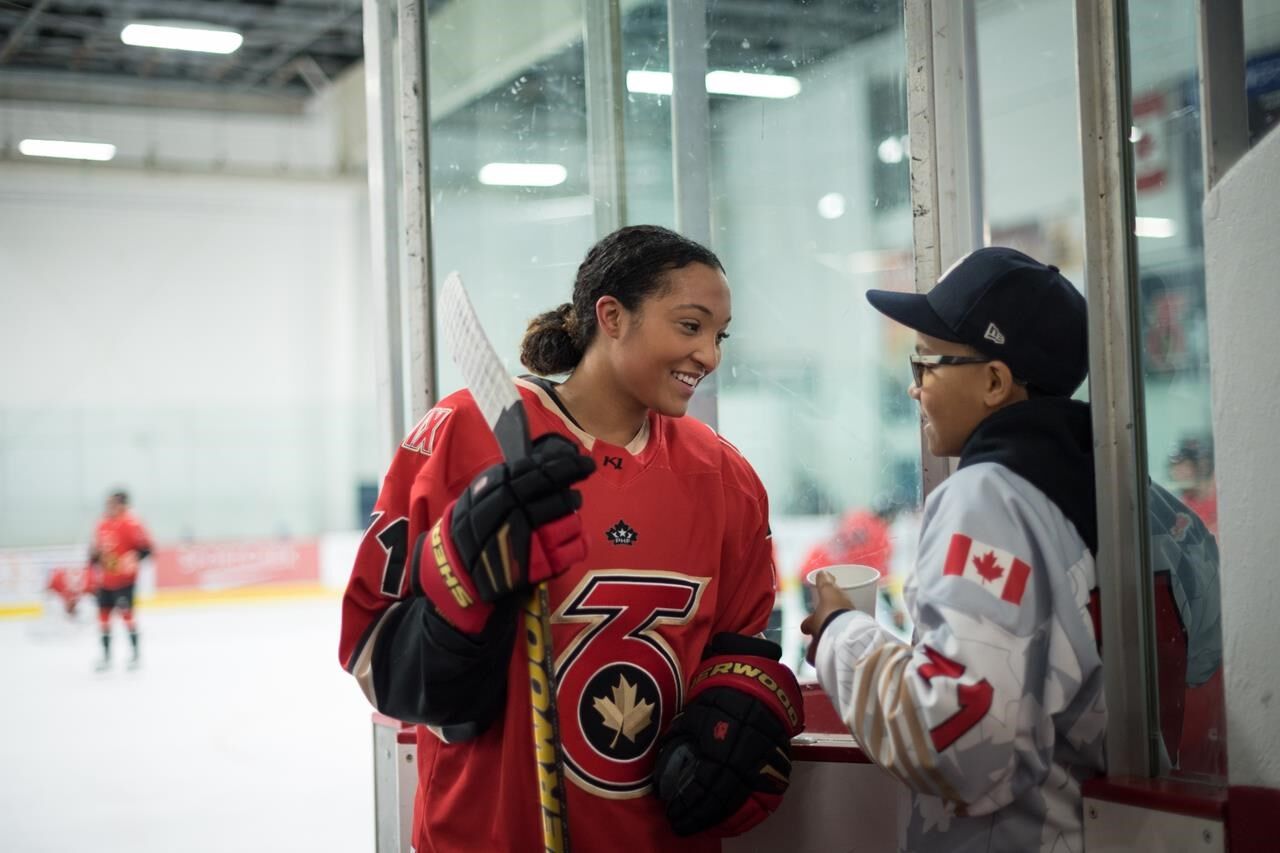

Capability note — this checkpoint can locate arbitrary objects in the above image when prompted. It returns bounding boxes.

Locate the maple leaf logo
[972,551,1004,583]
[592,674,655,749]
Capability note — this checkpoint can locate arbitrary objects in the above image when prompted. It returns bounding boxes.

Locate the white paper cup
[806,564,881,615]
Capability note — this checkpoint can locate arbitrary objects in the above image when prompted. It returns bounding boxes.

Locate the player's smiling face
[611,262,731,418]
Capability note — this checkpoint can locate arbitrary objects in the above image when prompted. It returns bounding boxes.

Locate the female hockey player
[339,225,803,852]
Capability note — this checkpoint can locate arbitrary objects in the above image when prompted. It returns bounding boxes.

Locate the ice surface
[1,596,374,853]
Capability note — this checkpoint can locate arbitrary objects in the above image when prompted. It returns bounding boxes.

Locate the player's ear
[595,295,626,340]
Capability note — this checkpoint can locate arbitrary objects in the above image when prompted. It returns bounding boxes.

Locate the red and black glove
[654,633,805,837]
[413,433,595,633]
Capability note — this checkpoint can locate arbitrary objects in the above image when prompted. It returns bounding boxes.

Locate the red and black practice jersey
[92,512,152,591]
[339,377,777,853]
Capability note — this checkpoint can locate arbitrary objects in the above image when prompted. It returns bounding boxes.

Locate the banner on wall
[1132,90,1169,193]
[152,541,320,590]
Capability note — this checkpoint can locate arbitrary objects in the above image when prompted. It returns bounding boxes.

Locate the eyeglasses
[908,354,992,387]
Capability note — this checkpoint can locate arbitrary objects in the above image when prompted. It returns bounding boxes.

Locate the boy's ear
[595,295,625,339]
[984,360,1023,407]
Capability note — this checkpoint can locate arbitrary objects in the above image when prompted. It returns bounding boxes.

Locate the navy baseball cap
[866,247,1088,396]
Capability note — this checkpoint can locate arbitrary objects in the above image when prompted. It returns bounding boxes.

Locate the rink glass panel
[1121,0,1280,785]
[419,0,922,703]
[698,2,920,676]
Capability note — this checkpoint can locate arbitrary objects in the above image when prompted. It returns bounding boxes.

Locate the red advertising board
[153,540,320,590]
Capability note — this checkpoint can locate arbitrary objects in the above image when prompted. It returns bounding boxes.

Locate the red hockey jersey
[340,378,777,852]
[92,512,152,590]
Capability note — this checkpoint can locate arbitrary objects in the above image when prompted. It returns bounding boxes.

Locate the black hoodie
[958,398,1098,556]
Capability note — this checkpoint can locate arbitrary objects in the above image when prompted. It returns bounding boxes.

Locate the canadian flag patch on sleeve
[943,534,1031,605]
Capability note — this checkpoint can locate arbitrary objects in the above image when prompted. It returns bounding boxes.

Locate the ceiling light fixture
[877,136,908,164]
[121,22,244,54]
[705,70,801,99]
[626,70,674,96]
[18,139,117,161]
[817,192,847,220]
[626,70,801,99]
[1134,217,1177,238]
[478,162,568,187]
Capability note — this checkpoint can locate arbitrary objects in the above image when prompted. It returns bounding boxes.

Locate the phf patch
[943,534,1031,605]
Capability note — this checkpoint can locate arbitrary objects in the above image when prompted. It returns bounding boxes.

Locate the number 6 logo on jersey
[554,571,707,799]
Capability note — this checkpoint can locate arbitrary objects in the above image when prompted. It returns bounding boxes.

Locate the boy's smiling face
[909,332,1003,457]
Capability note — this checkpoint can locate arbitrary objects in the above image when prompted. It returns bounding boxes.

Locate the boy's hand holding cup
[800,564,880,666]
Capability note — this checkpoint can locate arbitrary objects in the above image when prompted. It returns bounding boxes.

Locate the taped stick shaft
[440,271,570,848]
[525,582,571,852]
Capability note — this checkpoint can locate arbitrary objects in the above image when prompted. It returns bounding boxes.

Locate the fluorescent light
[18,139,116,161]
[478,162,568,187]
[626,69,801,99]
[121,22,243,54]
[706,70,800,99]
[817,192,846,220]
[877,136,905,164]
[626,70,673,96]
[1134,216,1177,238]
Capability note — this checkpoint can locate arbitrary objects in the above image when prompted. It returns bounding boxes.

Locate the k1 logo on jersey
[554,571,707,798]
[401,407,452,456]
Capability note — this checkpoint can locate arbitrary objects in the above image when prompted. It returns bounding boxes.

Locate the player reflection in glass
[340,226,803,852]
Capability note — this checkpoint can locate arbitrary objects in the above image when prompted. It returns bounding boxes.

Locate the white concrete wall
[0,164,379,545]
[0,69,379,547]
[1204,127,1280,789]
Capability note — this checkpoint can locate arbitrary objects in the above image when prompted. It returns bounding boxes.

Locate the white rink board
[725,759,902,853]
[1082,797,1224,853]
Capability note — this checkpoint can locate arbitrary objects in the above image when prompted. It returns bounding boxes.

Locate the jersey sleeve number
[371,513,410,598]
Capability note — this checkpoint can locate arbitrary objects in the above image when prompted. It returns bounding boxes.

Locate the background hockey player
[90,489,153,670]
[47,562,96,617]
[340,225,803,851]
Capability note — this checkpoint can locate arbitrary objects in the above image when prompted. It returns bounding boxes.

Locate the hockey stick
[439,271,571,853]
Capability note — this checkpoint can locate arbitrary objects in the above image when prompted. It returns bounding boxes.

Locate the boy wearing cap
[802,247,1105,853]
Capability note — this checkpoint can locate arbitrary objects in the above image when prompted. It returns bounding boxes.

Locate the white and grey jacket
[814,399,1107,853]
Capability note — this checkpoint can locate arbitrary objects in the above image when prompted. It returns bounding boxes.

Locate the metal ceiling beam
[0,67,308,113]
[234,3,361,89]
[47,0,363,32]
[0,0,55,65]
[0,8,97,38]
[268,54,331,92]
[30,0,363,39]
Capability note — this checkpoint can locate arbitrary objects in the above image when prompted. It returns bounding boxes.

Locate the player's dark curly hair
[520,225,724,376]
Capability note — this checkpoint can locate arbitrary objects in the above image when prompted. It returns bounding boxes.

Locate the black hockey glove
[414,433,595,633]
[654,633,805,837]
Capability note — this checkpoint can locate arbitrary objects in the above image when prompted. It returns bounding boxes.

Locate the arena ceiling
[0,0,367,110]
[0,0,899,113]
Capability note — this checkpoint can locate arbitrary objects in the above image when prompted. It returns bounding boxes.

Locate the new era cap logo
[983,322,1006,345]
